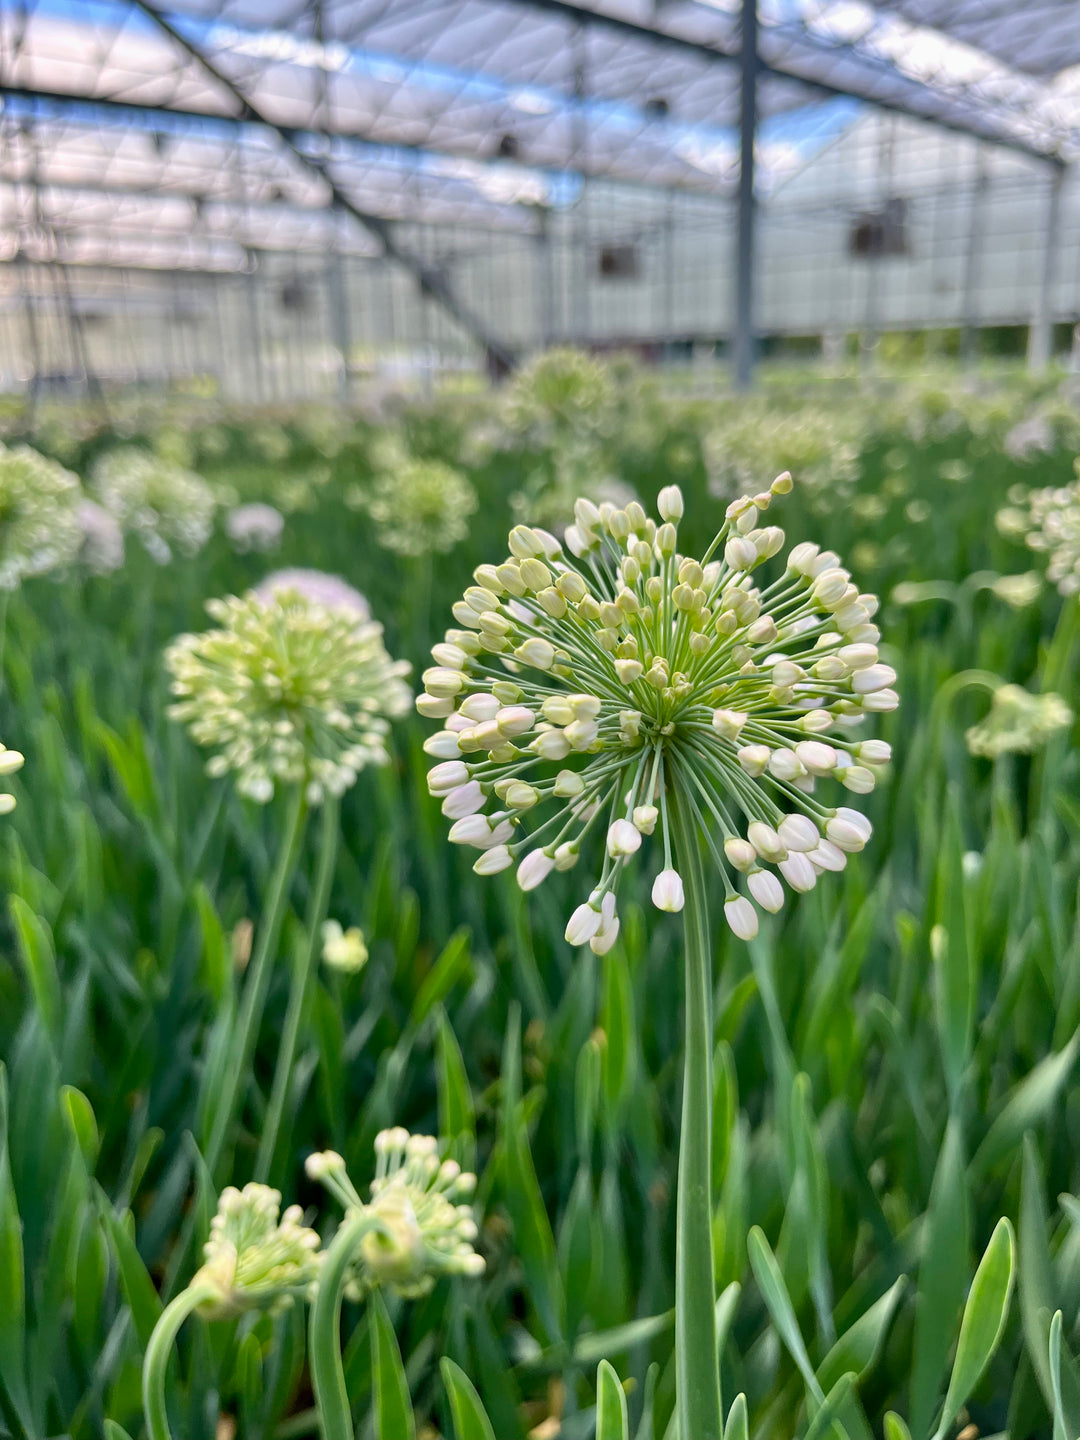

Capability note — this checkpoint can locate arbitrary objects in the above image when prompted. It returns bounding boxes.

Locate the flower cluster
[76,499,125,574]
[965,684,1073,759]
[225,502,284,553]
[418,480,895,945]
[165,589,411,803]
[0,743,24,814]
[997,478,1080,597]
[253,568,371,622]
[306,1130,484,1299]
[0,443,83,589]
[192,1183,321,1319]
[321,919,369,973]
[91,448,216,563]
[356,453,478,558]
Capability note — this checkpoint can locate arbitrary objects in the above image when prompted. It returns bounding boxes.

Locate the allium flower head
[305,1131,484,1299]
[91,448,216,563]
[192,1182,320,1319]
[0,443,83,588]
[997,478,1080,596]
[165,590,411,803]
[321,919,369,973]
[225,502,285,553]
[360,455,477,557]
[965,684,1073,758]
[418,479,895,944]
[253,567,370,622]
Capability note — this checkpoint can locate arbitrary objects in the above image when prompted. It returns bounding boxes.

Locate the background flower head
[358,455,478,558]
[192,1182,320,1319]
[0,443,83,589]
[91,447,216,563]
[165,588,411,803]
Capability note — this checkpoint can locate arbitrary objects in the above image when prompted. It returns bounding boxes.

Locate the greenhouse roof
[0,0,1076,283]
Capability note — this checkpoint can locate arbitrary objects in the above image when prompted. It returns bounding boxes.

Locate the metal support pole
[1028,165,1065,371]
[960,144,989,368]
[245,254,265,403]
[572,23,590,346]
[325,244,352,403]
[535,206,556,348]
[733,0,757,390]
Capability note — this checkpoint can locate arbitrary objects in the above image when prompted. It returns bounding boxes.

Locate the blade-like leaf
[597,1359,630,1440]
[931,1218,1016,1440]
[371,1290,415,1440]
[441,1357,497,1440]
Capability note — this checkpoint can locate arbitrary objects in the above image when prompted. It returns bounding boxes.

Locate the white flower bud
[835,806,872,840]
[615,658,644,685]
[532,729,571,760]
[508,525,544,558]
[565,718,599,750]
[652,868,685,912]
[607,819,642,858]
[771,470,793,494]
[590,917,621,954]
[794,741,837,775]
[725,536,757,571]
[861,688,899,712]
[428,760,469,795]
[841,765,876,794]
[416,694,455,719]
[712,708,748,741]
[423,731,462,759]
[718,837,752,872]
[633,804,658,835]
[838,643,878,671]
[459,692,500,721]
[825,817,866,853]
[565,901,603,946]
[851,664,897,695]
[474,845,513,875]
[857,740,892,765]
[768,748,804,782]
[777,814,819,852]
[657,484,684,522]
[517,850,555,891]
[515,637,556,670]
[747,870,784,913]
[800,709,834,733]
[747,821,786,863]
[724,896,758,940]
[779,852,817,892]
[424,666,467,698]
[808,839,847,872]
[787,542,820,577]
[442,781,486,819]
[554,841,580,870]
[812,569,849,608]
[496,706,535,736]
[737,744,771,777]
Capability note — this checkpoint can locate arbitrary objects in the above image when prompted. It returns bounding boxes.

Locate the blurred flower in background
[192,1183,321,1319]
[997,477,1080,597]
[0,443,83,588]
[225,502,285,553]
[91,448,216,564]
[356,451,477,557]
[165,588,411,803]
[965,683,1073,758]
[253,567,371,622]
[76,499,125,575]
[321,919,369,973]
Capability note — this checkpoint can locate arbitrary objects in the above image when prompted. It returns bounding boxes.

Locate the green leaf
[573,1312,676,1367]
[910,1113,970,1440]
[597,1359,630,1440]
[435,1006,475,1169]
[410,927,471,1027]
[819,1278,906,1392]
[806,1374,857,1440]
[97,1192,162,1349]
[61,1086,100,1170]
[0,1066,32,1438]
[442,1357,497,1440]
[747,1225,823,1403]
[105,1423,136,1440]
[884,1414,914,1440]
[1050,1312,1069,1440]
[931,1217,1016,1440]
[601,951,636,1117]
[10,895,62,1044]
[971,1029,1080,1180]
[932,794,974,1100]
[723,1393,749,1440]
[370,1290,415,1440]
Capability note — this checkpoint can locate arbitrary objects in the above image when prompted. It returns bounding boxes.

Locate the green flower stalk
[0,443,83,588]
[415,478,892,1439]
[306,1134,484,1440]
[143,1184,320,1440]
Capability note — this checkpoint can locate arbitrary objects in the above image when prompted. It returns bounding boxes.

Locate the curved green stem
[670,783,723,1440]
[309,1210,386,1440]
[203,784,308,1181]
[142,1284,214,1440]
[255,796,340,1184]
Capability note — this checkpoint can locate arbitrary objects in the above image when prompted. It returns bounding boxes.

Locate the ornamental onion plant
[415,477,894,1438]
